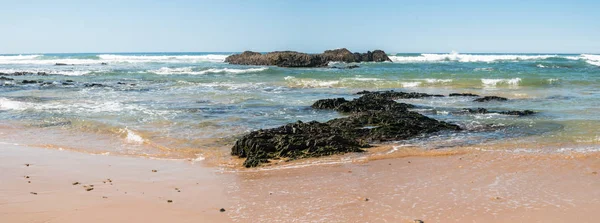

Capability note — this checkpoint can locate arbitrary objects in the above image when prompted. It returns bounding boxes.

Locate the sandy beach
[2,142,599,223]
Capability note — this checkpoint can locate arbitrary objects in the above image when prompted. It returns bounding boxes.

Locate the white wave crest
[390,51,558,63]
[98,54,228,63]
[481,78,521,88]
[581,54,600,66]
[0,54,229,65]
[422,78,453,84]
[148,67,268,75]
[400,82,421,88]
[284,76,340,88]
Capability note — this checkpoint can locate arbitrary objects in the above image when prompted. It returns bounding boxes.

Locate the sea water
[0,52,599,162]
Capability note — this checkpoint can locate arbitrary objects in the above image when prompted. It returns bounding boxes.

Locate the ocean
[1,51,599,166]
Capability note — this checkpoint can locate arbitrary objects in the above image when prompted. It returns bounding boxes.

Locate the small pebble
[408,161,411,164]
[72,182,80,185]
[86,188,94,191]
[28,181,31,183]
[30,192,37,195]
[102,196,108,199]
[365,198,369,201]
[414,220,424,223]
[592,171,598,175]
[152,169,158,172]
[220,208,226,212]
[25,164,30,167]
[25,176,30,179]
[167,200,173,203]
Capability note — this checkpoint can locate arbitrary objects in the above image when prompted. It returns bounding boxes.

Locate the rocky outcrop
[462,108,535,116]
[473,96,508,102]
[449,93,479,97]
[225,48,392,67]
[232,91,461,167]
[0,72,48,76]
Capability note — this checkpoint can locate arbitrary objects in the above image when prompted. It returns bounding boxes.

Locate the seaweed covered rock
[234,90,463,167]
[327,110,461,142]
[335,95,414,113]
[231,121,364,167]
[474,96,508,102]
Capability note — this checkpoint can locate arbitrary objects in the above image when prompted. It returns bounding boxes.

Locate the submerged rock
[0,76,14,81]
[449,93,479,97]
[473,96,508,102]
[225,48,392,67]
[462,108,536,116]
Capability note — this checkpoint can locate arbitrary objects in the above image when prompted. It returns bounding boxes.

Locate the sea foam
[148,67,268,75]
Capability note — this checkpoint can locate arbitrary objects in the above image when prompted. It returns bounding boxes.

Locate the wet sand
[1,143,600,222]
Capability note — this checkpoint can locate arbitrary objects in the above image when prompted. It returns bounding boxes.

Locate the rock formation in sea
[225,48,392,67]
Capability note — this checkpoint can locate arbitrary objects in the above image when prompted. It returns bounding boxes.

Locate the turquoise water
[0,52,599,160]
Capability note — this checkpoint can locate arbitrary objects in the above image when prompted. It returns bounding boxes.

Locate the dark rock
[449,93,479,97]
[220,208,226,212]
[22,80,40,84]
[462,108,535,116]
[225,48,392,67]
[65,80,74,82]
[311,98,348,110]
[55,63,68,66]
[462,108,489,114]
[84,83,106,88]
[0,76,14,81]
[231,121,364,167]
[355,90,444,99]
[37,72,48,76]
[101,62,108,65]
[335,95,414,113]
[473,96,508,102]
[499,110,536,116]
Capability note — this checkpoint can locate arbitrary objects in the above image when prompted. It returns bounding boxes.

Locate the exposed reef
[225,48,392,68]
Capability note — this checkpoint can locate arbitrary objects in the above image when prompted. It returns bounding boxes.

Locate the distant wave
[147,67,268,75]
[0,54,229,65]
[0,68,94,76]
[389,51,558,63]
[389,52,600,65]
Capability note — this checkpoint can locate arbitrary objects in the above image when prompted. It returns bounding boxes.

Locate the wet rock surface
[474,96,508,102]
[232,91,461,167]
[462,108,536,116]
[449,93,479,97]
[225,48,392,67]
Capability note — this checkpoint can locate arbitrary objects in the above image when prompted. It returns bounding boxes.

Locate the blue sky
[0,0,598,54]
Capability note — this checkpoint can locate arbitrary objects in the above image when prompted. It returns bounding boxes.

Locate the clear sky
[1,0,598,54]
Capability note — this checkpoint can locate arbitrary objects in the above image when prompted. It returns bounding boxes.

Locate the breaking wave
[147,67,268,75]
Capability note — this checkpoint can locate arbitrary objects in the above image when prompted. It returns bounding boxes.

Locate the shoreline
[2,142,599,222]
